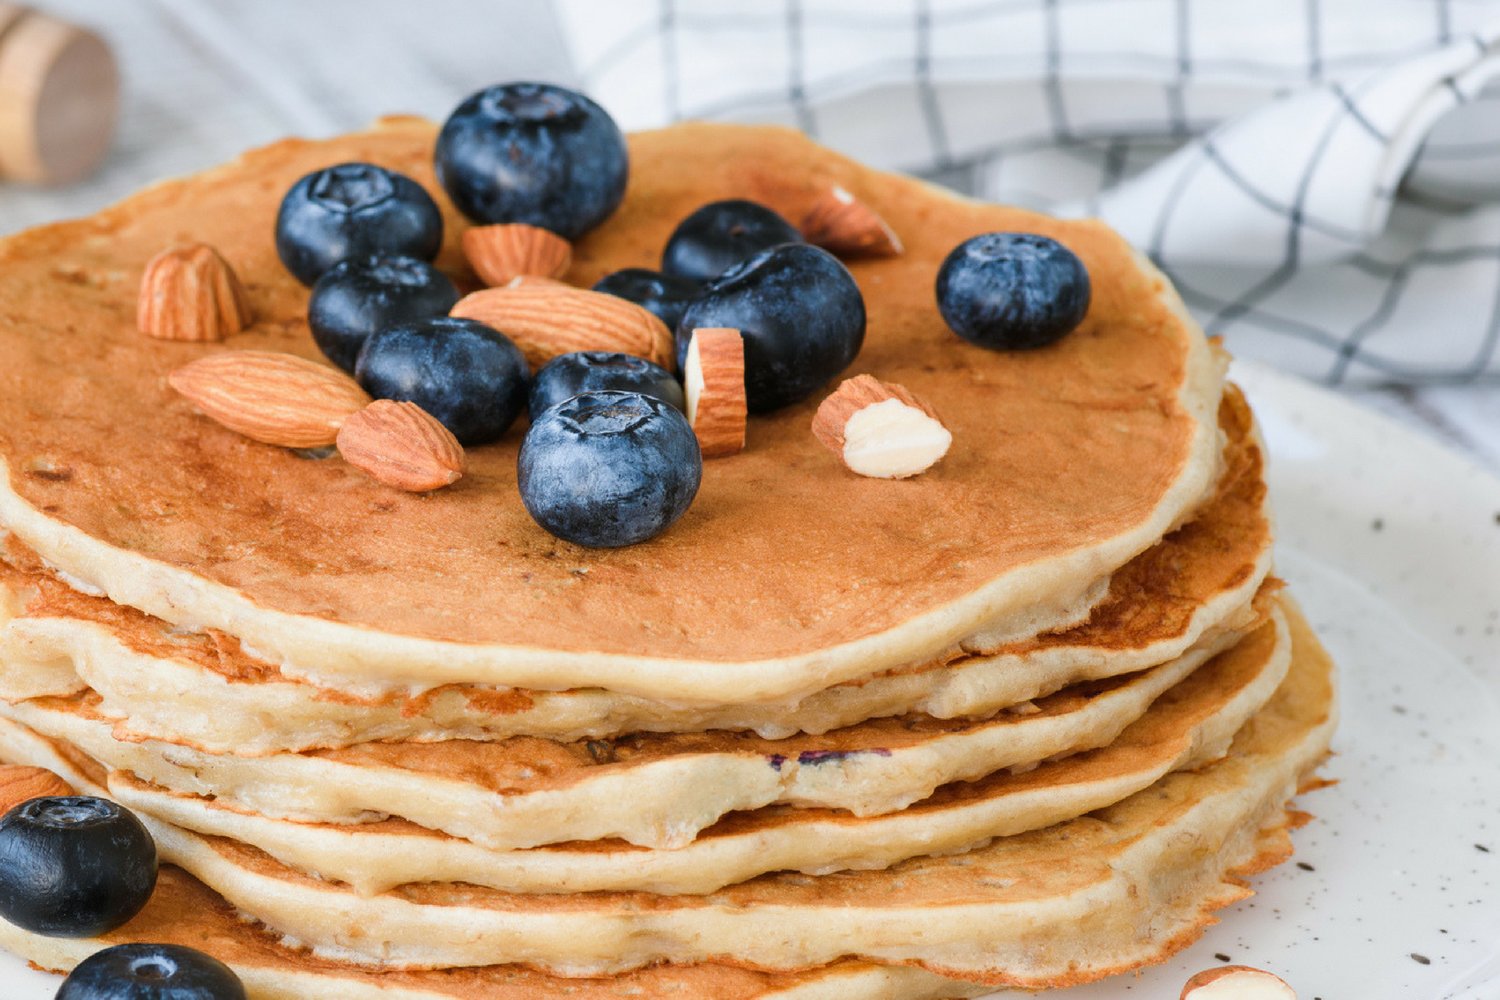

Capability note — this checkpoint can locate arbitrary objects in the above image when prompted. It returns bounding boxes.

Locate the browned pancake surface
[36,866,830,999]
[0,119,1203,660]
[3,386,1263,733]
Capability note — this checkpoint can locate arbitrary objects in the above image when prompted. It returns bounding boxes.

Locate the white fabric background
[558,0,1500,390]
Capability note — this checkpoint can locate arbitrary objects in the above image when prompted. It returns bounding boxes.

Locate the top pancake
[0,118,1222,703]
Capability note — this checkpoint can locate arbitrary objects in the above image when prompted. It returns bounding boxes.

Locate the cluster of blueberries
[275,82,869,548]
[274,80,1091,549]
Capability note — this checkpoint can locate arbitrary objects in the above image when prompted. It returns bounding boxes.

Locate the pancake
[0,599,1334,986]
[0,601,1271,851]
[0,386,1269,754]
[101,609,1286,897]
[0,117,1223,705]
[0,868,989,1000]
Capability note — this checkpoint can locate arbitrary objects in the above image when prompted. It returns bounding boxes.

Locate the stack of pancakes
[0,119,1336,997]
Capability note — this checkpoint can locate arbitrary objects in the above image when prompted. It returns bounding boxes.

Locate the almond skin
[168,350,371,448]
[450,283,674,372]
[138,243,252,341]
[800,185,903,258]
[463,223,573,287]
[1180,966,1296,1000]
[0,765,73,815]
[336,400,466,492]
[812,374,951,479]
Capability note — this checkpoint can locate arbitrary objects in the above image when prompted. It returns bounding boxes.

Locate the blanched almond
[812,374,950,479]
[168,350,370,448]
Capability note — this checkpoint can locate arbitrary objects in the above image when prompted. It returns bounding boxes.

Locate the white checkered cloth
[557,0,1500,384]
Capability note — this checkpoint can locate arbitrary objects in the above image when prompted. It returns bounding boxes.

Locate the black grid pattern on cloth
[564,0,1500,384]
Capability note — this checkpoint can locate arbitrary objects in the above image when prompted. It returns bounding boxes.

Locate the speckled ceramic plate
[1045,359,1500,1000]
[4,360,1498,998]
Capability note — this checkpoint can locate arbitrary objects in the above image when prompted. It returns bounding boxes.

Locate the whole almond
[138,243,252,342]
[337,400,466,492]
[450,284,674,373]
[0,765,73,815]
[800,185,903,258]
[168,350,371,448]
[463,223,572,286]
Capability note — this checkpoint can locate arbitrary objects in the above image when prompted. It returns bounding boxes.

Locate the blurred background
[1,0,1496,467]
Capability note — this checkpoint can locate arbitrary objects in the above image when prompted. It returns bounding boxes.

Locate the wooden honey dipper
[0,3,118,184]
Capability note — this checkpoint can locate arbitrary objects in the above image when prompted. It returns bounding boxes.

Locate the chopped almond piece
[683,328,747,458]
[138,243,251,341]
[1181,966,1297,1000]
[812,374,950,479]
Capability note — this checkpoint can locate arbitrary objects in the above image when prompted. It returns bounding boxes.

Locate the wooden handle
[0,5,119,185]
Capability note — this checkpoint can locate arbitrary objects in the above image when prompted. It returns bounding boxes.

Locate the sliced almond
[462,223,572,287]
[137,242,252,341]
[1181,966,1297,1000]
[0,765,73,815]
[337,399,465,492]
[450,283,674,373]
[811,374,951,479]
[168,350,371,448]
[800,185,902,258]
[683,328,747,458]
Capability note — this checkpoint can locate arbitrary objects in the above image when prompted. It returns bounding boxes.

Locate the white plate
[5,361,1499,999]
[1046,359,1500,1000]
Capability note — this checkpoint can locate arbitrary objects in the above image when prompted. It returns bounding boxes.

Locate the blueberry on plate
[676,242,865,413]
[275,162,443,286]
[935,232,1091,350]
[660,200,803,284]
[354,316,529,445]
[518,390,701,548]
[57,942,246,1000]
[0,796,156,938]
[434,82,628,240]
[591,268,702,333]
[307,256,459,373]
[529,352,684,420]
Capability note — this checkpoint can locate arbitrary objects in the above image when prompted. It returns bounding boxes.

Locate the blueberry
[0,796,156,938]
[518,391,701,548]
[275,162,444,286]
[935,232,1091,350]
[57,942,246,1000]
[354,317,529,445]
[307,256,459,373]
[676,243,864,413]
[660,200,803,284]
[591,268,702,333]
[529,352,684,421]
[434,82,628,239]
